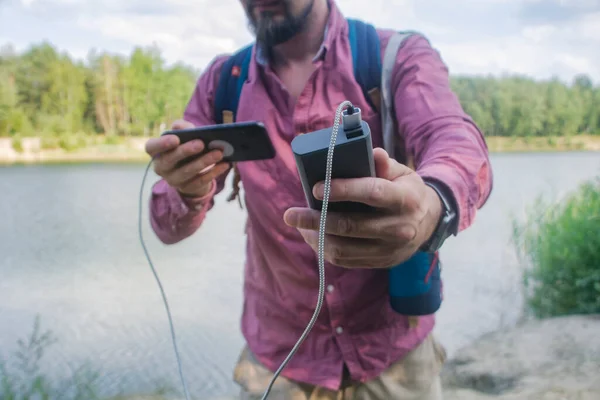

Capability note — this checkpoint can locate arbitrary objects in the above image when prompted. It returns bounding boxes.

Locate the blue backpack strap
[214,44,253,124]
[346,18,382,113]
[212,44,253,209]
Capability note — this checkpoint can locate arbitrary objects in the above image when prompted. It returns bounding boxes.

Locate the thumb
[373,147,412,181]
[171,119,194,130]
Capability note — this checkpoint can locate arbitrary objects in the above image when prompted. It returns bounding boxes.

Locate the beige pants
[233,334,447,400]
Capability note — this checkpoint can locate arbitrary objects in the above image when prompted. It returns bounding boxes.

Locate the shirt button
[327,284,334,293]
[336,326,344,335]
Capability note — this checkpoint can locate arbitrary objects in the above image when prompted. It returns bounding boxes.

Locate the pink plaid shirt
[149,0,492,391]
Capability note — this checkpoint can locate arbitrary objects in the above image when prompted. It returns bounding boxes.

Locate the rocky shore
[113,316,600,400]
[442,315,600,400]
[2,136,600,165]
[0,137,148,164]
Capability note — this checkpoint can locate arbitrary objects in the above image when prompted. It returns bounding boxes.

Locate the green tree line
[0,42,198,139]
[1,41,599,139]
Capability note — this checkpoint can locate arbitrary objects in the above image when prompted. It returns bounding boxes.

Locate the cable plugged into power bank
[258,101,360,399]
[340,104,362,138]
[292,103,376,215]
[137,101,361,400]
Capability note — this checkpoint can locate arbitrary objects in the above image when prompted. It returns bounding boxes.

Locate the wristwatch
[420,180,457,253]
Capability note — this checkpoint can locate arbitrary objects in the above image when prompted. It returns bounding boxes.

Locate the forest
[1,41,599,140]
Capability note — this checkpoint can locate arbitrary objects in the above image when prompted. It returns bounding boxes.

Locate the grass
[0,134,149,165]
[0,316,101,400]
[1,133,599,166]
[0,316,177,400]
[512,176,600,318]
[486,134,600,153]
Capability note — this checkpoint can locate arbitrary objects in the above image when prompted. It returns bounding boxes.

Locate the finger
[146,135,180,158]
[331,256,398,269]
[177,162,231,193]
[312,177,403,210]
[154,139,206,175]
[167,149,225,187]
[300,229,381,259]
[373,147,413,181]
[284,207,415,241]
[298,229,398,268]
[171,119,194,130]
[374,147,391,179]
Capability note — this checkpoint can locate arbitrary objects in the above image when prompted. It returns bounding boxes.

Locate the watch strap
[421,180,457,253]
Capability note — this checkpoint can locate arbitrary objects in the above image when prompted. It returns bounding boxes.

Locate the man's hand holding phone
[145,120,231,198]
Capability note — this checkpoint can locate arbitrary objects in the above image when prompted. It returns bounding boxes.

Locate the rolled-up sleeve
[149,54,231,244]
[391,34,493,232]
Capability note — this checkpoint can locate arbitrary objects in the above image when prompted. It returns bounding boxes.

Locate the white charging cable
[138,100,354,400]
[138,157,192,400]
[259,100,353,399]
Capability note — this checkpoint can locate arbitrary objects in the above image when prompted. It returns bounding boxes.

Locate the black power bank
[291,106,375,213]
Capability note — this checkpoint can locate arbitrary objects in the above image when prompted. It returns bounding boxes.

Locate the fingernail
[313,182,324,199]
[166,136,178,147]
[193,140,204,152]
[283,209,297,226]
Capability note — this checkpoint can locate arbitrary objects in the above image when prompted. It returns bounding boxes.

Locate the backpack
[213,18,418,204]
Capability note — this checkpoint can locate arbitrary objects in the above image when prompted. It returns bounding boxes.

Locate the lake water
[1,152,599,399]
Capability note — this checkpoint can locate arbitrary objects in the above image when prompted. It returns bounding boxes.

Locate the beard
[246,0,315,49]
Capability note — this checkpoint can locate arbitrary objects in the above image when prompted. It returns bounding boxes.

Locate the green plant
[0,315,59,399]
[40,135,61,150]
[0,316,104,400]
[103,135,123,146]
[0,316,178,400]
[513,177,600,318]
[58,133,88,152]
[11,135,23,153]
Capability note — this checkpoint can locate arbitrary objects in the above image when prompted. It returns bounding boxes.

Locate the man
[145,0,493,398]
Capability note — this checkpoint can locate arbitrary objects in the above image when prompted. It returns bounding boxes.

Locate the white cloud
[521,25,557,43]
[1,0,599,83]
[580,12,600,40]
[437,10,600,81]
[74,1,250,67]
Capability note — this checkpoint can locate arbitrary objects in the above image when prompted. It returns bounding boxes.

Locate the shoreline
[1,135,599,165]
[442,314,600,400]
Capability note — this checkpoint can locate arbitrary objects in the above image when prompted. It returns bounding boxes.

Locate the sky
[1,0,600,83]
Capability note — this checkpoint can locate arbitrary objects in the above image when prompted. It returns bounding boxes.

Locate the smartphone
[161,121,276,166]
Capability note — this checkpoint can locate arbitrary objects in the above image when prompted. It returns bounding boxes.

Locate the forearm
[149,178,217,244]
[415,117,492,233]
[392,35,493,233]
[148,54,232,244]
